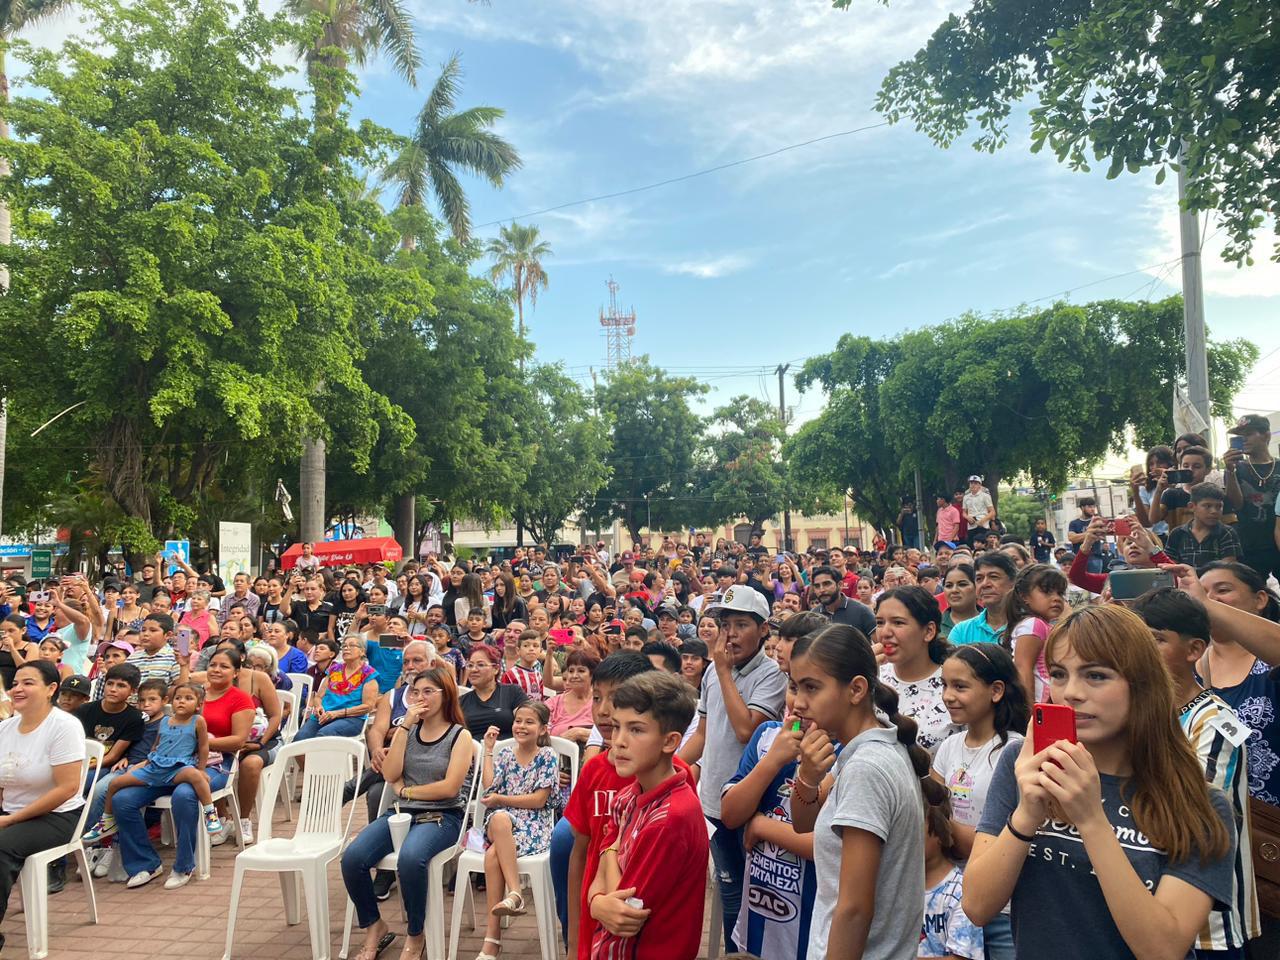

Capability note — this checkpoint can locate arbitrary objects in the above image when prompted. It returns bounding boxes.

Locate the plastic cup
[388,812,412,853]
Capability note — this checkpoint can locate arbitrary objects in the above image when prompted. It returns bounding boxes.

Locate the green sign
[31,549,52,578]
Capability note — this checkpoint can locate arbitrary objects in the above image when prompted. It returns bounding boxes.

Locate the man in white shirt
[961,475,996,547]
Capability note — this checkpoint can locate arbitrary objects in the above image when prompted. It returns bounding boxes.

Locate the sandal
[491,890,526,917]
[354,931,396,960]
[475,936,502,960]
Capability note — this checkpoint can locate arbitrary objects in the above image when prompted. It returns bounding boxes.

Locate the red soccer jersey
[565,751,694,960]
[589,772,709,960]
[500,662,545,701]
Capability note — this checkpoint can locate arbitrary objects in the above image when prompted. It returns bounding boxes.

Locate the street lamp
[644,493,651,538]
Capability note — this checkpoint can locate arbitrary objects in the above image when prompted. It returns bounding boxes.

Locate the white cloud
[662,253,753,278]
[877,258,929,280]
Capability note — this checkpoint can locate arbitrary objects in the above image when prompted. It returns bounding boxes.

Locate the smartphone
[1112,519,1131,538]
[379,632,406,650]
[29,591,49,604]
[175,626,192,657]
[1230,436,1246,452]
[1165,469,1193,484]
[1107,567,1174,601]
[549,628,575,646]
[367,604,386,617]
[569,555,584,564]
[1033,703,1077,754]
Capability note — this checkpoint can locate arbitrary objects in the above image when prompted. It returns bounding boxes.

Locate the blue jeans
[549,815,574,946]
[84,767,128,833]
[708,817,744,954]
[113,767,230,877]
[984,913,1014,960]
[294,713,365,742]
[341,809,462,936]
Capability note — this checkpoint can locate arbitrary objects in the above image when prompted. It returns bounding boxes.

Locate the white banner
[219,522,253,580]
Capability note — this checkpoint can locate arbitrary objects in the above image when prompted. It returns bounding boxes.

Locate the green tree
[383,55,520,246]
[594,358,707,543]
[994,492,1048,541]
[513,365,613,545]
[486,222,551,355]
[700,395,789,532]
[283,0,419,84]
[840,0,1280,263]
[0,0,425,540]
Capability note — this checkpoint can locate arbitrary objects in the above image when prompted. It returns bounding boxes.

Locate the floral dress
[483,744,559,857]
[878,663,960,755]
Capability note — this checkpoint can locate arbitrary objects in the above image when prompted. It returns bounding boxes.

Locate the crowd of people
[0,414,1277,960]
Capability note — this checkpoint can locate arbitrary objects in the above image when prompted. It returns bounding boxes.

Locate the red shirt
[500,662,545,701]
[201,685,255,739]
[839,570,859,599]
[589,772,708,960]
[565,752,694,960]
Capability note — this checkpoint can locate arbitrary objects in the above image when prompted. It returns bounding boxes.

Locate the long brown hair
[1044,605,1229,863]
[411,666,465,727]
[496,572,518,615]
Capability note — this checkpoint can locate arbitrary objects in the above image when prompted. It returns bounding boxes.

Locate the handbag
[1249,797,1280,918]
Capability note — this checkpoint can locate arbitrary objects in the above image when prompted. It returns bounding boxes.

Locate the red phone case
[1033,703,1077,754]
[1113,519,1132,538]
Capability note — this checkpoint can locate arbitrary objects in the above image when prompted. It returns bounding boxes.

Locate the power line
[474,121,892,230]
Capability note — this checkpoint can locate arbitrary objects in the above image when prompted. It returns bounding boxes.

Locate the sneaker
[373,870,397,901]
[125,866,163,889]
[203,806,222,835]
[83,815,117,844]
[92,848,114,879]
[239,817,254,845]
[47,859,66,895]
[163,870,192,890]
[209,818,231,846]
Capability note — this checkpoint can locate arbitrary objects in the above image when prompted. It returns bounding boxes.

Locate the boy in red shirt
[564,653,695,960]
[588,670,707,960]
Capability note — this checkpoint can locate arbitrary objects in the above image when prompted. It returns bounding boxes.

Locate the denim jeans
[340,809,462,936]
[113,767,230,877]
[294,713,365,742]
[984,913,1015,960]
[84,767,127,832]
[707,817,744,954]
[549,815,574,946]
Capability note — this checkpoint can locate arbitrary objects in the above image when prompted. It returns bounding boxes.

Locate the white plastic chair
[271,689,299,821]
[447,736,579,960]
[287,672,315,710]
[19,740,103,960]
[338,739,484,960]
[222,737,364,960]
[150,751,243,879]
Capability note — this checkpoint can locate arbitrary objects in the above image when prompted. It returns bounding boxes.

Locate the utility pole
[776,363,792,552]
[914,468,927,551]
[1177,152,1211,434]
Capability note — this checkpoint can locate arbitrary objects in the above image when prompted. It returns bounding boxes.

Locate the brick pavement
[3,802,718,960]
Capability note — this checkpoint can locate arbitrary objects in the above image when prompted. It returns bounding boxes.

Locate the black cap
[1228,414,1270,435]
[62,675,91,697]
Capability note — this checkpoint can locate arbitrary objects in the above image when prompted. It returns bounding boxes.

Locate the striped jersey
[1179,688,1260,949]
[500,661,545,701]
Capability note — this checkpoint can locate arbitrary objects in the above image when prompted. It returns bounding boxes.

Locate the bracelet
[1005,813,1036,843]
[796,774,821,793]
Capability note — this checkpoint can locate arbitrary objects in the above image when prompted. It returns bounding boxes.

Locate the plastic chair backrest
[287,672,314,707]
[261,737,363,844]
[548,736,581,796]
[277,690,299,741]
[72,741,106,838]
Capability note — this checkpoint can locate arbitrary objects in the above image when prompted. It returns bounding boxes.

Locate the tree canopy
[842,0,1280,263]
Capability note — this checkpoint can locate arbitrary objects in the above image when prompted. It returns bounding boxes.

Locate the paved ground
[5,803,719,960]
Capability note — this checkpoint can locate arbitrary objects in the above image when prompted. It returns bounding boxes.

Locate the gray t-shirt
[698,646,787,819]
[808,725,924,960]
[401,722,472,815]
[976,746,1236,960]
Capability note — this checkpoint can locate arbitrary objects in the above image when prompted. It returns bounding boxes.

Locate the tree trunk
[98,416,152,528]
[394,491,415,560]
[0,51,12,538]
[516,294,525,374]
[300,437,326,543]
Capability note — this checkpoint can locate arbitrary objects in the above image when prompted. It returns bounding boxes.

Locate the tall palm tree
[382,54,520,246]
[486,222,551,359]
[283,0,420,85]
[0,0,78,535]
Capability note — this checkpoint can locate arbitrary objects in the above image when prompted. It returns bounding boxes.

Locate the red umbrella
[280,537,403,571]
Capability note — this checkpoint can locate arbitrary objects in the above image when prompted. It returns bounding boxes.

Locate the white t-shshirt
[933,731,1022,827]
[0,708,87,813]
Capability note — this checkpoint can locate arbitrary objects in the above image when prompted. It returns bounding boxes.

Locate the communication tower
[599,277,636,369]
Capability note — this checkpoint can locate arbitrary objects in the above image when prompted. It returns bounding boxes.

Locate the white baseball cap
[966,474,983,483]
[711,585,770,621]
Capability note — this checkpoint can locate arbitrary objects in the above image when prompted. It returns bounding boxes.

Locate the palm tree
[382,54,520,246]
[486,222,551,358]
[282,0,420,85]
[0,0,78,535]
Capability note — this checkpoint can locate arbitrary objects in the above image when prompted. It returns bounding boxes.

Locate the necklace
[1247,458,1276,484]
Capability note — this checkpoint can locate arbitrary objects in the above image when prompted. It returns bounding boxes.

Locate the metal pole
[1177,151,1212,434]
[776,363,792,552]
[914,468,927,550]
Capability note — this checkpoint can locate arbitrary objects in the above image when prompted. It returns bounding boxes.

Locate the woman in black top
[489,573,529,630]
[0,615,39,689]
[332,579,366,638]
[440,564,467,628]
[457,643,528,740]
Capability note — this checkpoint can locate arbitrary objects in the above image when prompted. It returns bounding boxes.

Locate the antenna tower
[599,276,637,369]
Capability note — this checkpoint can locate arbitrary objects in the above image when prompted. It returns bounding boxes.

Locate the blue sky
[28,0,1280,423]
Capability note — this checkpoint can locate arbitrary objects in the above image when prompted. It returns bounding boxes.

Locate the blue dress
[133,715,199,787]
[1212,657,1280,805]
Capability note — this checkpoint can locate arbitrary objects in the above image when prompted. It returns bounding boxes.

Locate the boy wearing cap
[961,476,995,547]
[677,585,787,954]
[58,675,91,712]
[89,638,135,702]
[1223,414,1280,580]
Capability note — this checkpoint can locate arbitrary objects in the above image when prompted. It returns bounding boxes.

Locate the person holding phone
[1222,414,1280,581]
[964,605,1237,960]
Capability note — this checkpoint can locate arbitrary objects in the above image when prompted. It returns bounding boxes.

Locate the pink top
[547,692,593,737]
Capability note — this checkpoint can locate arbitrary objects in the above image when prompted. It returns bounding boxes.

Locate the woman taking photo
[939,564,979,639]
[113,647,254,887]
[341,666,474,960]
[490,573,528,631]
[875,586,958,754]
[0,661,86,944]
[964,605,1236,960]
[295,636,379,741]
[459,644,529,741]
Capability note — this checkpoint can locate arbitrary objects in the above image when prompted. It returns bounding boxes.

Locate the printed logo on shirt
[92,725,116,743]
[591,788,618,819]
[1026,801,1164,890]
